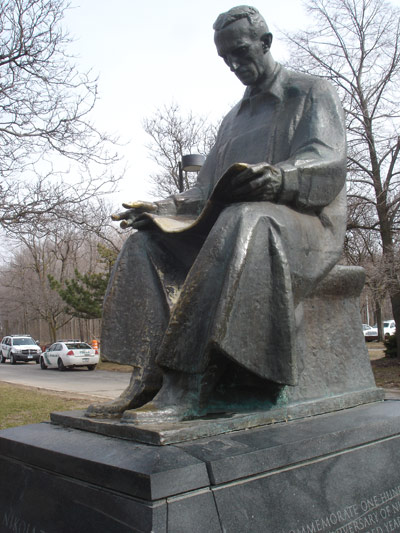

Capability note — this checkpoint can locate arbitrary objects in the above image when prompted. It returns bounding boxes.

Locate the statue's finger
[131,218,152,230]
[122,201,157,212]
[111,210,131,221]
[120,219,133,229]
[234,163,272,185]
[231,168,265,189]
[232,176,267,198]
[230,168,254,187]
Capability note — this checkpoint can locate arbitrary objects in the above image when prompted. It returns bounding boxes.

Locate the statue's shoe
[121,401,204,424]
[85,397,140,419]
[85,383,159,419]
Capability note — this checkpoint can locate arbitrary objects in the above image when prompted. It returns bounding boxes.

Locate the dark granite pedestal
[1,400,400,532]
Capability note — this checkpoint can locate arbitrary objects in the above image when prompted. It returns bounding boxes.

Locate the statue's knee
[218,203,257,225]
[126,230,148,247]
[218,204,282,234]
[121,230,156,256]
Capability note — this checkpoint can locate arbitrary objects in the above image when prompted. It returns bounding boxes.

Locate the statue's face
[214,18,268,88]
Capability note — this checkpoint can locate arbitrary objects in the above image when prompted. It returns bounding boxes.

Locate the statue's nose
[227,56,240,71]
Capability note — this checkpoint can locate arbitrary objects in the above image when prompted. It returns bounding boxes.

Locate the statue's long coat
[102,65,346,388]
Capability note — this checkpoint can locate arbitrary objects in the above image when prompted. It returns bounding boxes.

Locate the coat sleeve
[276,79,347,210]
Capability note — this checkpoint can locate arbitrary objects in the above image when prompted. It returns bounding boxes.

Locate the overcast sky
[64,0,400,206]
[63,1,311,204]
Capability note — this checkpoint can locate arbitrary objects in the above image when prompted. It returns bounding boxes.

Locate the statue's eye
[235,46,248,56]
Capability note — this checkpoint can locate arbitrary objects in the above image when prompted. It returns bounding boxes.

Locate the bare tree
[0,0,121,235]
[284,0,400,353]
[0,216,124,342]
[143,103,219,197]
[0,234,75,342]
[344,213,389,337]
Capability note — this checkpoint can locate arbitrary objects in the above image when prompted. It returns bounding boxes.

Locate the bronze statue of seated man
[86,5,347,424]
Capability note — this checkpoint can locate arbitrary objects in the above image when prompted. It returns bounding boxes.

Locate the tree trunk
[48,322,57,344]
[79,319,84,341]
[375,303,383,342]
[390,291,400,357]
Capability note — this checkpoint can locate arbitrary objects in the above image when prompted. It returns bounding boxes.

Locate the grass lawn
[365,342,400,389]
[0,360,132,431]
[371,357,400,389]
[0,382,92,430]
[97,360,132,372]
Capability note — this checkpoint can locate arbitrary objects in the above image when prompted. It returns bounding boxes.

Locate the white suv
[0,335,42,364]
[383,320,396,337]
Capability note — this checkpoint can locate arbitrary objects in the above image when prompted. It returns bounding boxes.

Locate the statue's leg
[122,205,273,423]
[86,230,198,418]
[122,203,342,424]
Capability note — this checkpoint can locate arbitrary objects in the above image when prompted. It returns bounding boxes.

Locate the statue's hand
[112,201,158,230]
[219,163,282,202]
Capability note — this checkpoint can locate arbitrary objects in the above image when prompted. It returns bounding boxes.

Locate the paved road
[0,361,131,399]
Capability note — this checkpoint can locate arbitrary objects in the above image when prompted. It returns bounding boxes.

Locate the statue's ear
[261,32,273,52]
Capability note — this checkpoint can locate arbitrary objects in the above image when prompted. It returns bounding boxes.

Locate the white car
[0,335,42,364]
[40,341,99,371]
[363,324,378,342]
[363,320,396,341]
[383,320,396,337]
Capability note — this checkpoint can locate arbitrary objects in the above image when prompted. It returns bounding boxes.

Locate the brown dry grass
[366,342,400,389]
[0,382,91,429]
[97,360,132,372]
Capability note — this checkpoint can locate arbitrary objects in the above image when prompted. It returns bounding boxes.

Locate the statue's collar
[242,63,284,102]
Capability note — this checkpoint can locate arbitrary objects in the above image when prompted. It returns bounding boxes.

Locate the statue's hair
[213,5,269,34]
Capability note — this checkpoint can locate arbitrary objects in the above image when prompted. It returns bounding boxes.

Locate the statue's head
[213,6,273,88]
